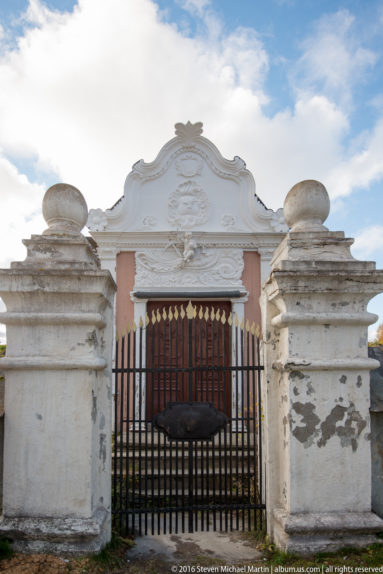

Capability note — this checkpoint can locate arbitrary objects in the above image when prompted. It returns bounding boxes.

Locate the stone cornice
[91,231,284,252]
[0,312,106,327]
[0,357,107,371]
[273,358,380,372]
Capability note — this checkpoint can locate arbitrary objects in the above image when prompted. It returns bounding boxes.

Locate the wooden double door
[146,300,231,419]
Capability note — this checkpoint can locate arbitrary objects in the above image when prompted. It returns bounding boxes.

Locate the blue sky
[0,0,382,340]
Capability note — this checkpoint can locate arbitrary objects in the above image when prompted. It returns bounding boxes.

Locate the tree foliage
[370,323,383,346]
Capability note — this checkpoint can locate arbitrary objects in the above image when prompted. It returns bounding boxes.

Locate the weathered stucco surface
[0,184,116,553]
[370,345,383,519]
[261,180,383,553]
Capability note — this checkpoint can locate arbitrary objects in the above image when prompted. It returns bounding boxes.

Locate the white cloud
[293,10,377,109]
[326,118,383,199]
[352,225,383,259]
[0,154,45,268]
[0,0,381,222]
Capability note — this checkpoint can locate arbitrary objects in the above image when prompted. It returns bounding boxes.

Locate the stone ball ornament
[42,183,88,235]
[283,179,330,232]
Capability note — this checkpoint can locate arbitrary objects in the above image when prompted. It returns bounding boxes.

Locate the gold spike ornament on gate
[186,300,194,320]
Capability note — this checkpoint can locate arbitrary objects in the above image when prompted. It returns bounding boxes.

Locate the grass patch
[89,534,135,569]
[0,538,13,560]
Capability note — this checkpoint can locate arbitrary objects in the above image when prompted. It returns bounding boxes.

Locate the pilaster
[261,180,383,553]
[0,184,116,553]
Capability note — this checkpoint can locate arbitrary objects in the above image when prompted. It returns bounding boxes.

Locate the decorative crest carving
[175,121,203,142]
[175,154,203,178]
[168,181,210,229]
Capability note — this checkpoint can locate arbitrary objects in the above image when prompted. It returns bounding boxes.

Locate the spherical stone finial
[284,180,330,232]
[42,183,88,236]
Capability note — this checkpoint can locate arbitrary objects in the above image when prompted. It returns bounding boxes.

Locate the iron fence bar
[143,322,149,535]
[138,324,143,536]
[226,315,231,531]
[241,325,245,531]
[246,328,252,530]
[120,334,126,535]
[252,331,257,531]
[150,320,155,535]
[257,335,264,531]
[198,312,205,532]
[162,310,167,535]
[168,309,173,535]
[175,309,179,534]
[113,365,264,373]
[126,333,134,534]
[214,312,220,532]
[132,328,137,534]
[188,313,194,533]
[156,317,161,535]
[112,337,119,532]
[181,310,186,533]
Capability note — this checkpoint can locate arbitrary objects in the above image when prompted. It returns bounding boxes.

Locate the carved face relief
[175,154,203,178]
[168,181,210,229]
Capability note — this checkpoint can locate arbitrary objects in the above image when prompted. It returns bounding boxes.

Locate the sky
[0,0,382,342]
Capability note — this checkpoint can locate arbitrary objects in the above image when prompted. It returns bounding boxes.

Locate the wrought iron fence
[112,301,265,535]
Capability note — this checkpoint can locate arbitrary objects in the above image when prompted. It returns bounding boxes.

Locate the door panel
[146,300,231,419]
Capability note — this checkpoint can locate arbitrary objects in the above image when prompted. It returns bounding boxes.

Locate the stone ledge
[0,312,106,327]
[273,358,379,372]
[272,311,378,327]
[0,357,106,371]
[273,508,383,554]
[0,509,109,554]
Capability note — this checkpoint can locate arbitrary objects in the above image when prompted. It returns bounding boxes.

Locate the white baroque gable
[87,122,286,234]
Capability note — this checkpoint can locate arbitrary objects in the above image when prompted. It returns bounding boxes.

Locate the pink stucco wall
[116,252,135,335]
[242,251,262,331]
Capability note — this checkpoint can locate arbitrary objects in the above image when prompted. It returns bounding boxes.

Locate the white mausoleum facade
[87,121,287,337]
[1,121,383,554]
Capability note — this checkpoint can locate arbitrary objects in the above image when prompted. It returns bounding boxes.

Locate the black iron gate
[112,301,265,535]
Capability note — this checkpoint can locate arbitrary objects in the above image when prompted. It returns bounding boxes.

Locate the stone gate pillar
[0,184,116,552]
[261,180,383,554]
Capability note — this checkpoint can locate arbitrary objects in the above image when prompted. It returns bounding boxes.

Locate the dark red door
[146,300,231,419]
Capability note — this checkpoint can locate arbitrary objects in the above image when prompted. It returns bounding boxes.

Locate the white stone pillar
[0,184,116,553]
[261,180,383,554]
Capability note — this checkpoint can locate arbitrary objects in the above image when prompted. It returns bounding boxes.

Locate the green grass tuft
[0,538,13,560]
[90,534,135,568]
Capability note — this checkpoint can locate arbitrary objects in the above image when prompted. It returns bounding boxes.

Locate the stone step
[114,429,256,449]
[112,456,254,475]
